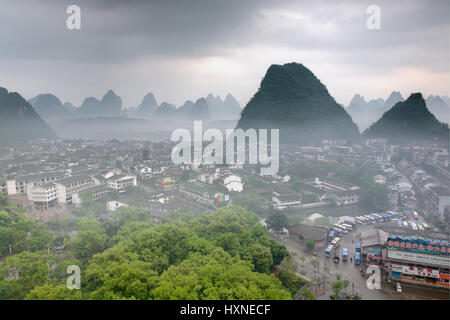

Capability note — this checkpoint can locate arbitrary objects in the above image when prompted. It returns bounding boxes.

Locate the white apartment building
[107,174,137,190]
[55,175,95,204]
[28,183,58,210]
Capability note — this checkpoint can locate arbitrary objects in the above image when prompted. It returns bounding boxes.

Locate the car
[396,282,402,293]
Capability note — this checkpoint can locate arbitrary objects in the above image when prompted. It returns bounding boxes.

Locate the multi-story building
[55,175,95,204]
[385,235,449,289]
[28,183,58,210]
[72,184,109,204]
[107,174,137,190]
[13,171,66,195]
[427,185,450,220]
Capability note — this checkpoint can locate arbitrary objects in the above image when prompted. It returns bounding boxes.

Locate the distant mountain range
[347,91,449,131]
[364,93,449,142]
[0,87,56,144]
[32,90,241,122]
[236,62,360,144]
[2,64,448,144]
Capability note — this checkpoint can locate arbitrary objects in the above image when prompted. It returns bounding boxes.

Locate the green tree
[250,243,273,273]
[25,284,82,300]
[266,211,289,238]
[0,251,55,299]
[305,239,316,251]
[152,250,291,300]
[70,219,108,260]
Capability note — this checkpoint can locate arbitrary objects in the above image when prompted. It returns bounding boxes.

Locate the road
[273,224,450,300]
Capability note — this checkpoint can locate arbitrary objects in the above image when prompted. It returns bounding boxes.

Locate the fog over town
[0,0,449,305]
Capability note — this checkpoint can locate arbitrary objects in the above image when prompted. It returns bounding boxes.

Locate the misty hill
[187,98,211,121]
[206,93,241,120]
[137,92,159,118]
[63,102,77,112]
[176,100,195,116]
[236,62,360,144]
[364,93,449,142]
[154,102,177,119]
[28,93,71,122]
[346,92,407,131]
[384,91,404,111]
[0,87,56,144]
[426,95,449,123]
[75,90,122,118]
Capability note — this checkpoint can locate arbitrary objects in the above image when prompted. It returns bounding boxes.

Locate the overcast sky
[0,0,448,108]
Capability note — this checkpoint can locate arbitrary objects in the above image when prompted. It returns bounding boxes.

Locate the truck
[342,248,348,261]
[354,252,361,265]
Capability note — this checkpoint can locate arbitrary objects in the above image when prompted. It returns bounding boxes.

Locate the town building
[54,175,95,205]
[385,235,449,289]
[107,174,137,190]
[287,224,328,248]
[223,175,243,193]
[28,183,58,210]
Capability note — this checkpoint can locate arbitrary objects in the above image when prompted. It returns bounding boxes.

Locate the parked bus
[355,217,367,225]
[336,224,350,233]
[328,230,335,242]
[344,220,357,229]
[364,215,376,224]
[355,242,361,252]
[417,224,424,231]
[341,223,354,231]
[334,224,348,233]
[422,223,429,229]
[331,237,342,248]
[372,214,383,222]
[333,227,344,236]
[342,248,348,261]
[411,223,418,230]
[354,252,361,265]
[325,245,334,257]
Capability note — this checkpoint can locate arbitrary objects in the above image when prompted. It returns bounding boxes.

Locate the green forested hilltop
[364,93,449,142]
[236,62,360,144]
[0,194,293,300]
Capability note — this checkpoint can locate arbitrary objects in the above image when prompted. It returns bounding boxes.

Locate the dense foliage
[0,195,292,300]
